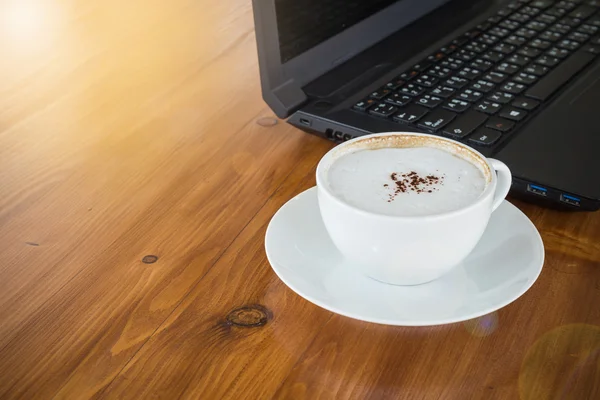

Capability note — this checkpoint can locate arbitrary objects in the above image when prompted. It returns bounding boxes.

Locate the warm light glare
[1,0,60,42]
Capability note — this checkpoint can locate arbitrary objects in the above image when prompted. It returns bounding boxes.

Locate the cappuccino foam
[327,147,487,216]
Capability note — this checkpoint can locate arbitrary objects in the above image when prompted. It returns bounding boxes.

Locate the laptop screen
[275,0,399,63]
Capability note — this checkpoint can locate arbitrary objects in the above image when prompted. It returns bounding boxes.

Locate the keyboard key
[470,80,496,92]
[427,65,452,78]
[370,88,392,99]
[427,51,447,62]
[470,58,494,72]
[444,76,470,89]
[414,74,439,88]
[556,1,577,11]
[369,103,398,117]
[385,93,413,106]
[569,5,596,19]
[412,59,433,71]
[500,106,528,121]
[443,98,471,112]
[457,67,481,80]
[415,94,444,108]
[476,21,493,31]
[512,97,540,110]
[442,110,488,138]
[353,98,376,111]
[457,88,484,102]
[393,105,429,123]
[535,14,557,24]
[385,78,407,90]
[440,57,465,70]
[490,27,511,38]
[510,13,531,24]
[493,43,517,54]
[582,44,600,54]
[513,72,539,84]
[429,86,456,98]
[561,17,583,28]
[504,35,528,46]
[550,23,572,35]
[567,31,590,42]
[529,38,552,49]
[547,46,572,58]
[558,39,581,50]
[523,64,550,75]
[452,35,470,46]
[526,21,548,31]
[483,51,505,62]
[500,19,521,31]
[488,91,515,103]
[465,42,489,53]
[535,54,561,66]
[518,46,543,57]
[506,53,532,66]
[507,1,523,10]
[531,0,554,9]
[468,128,502,146]
[521,6,543,17]
[486,117,515,132]
[538,30,564,42]
[475,100,503,114]
[526,50,595,100]
[417,109,456,131]
[497,7,514,17]
[500,81,527,94]
[495,62,520,74]
[588,14,600,27]
[457,49,478,61]
[399,70,420,80]
[400,83,425,96]
[545,7,568,18]
[478,33,501,46]
[577,24,599,36]
[439,44,459,54]
[483,71,508,83]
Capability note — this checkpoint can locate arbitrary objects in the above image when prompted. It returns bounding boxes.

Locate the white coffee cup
[316,132,512,285]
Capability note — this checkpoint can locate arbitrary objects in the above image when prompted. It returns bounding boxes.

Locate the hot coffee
[326,146,487,217]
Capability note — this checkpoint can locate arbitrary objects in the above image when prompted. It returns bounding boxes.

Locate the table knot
[142,255,159,264]
[226,305,271,327]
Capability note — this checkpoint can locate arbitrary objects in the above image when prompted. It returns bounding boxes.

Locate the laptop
[252,0,600,211]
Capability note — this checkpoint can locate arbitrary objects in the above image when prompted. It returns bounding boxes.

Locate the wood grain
[0,1,598,399]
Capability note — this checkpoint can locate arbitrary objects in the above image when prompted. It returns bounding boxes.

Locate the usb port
[334,131,344,140]
[527,184,547,197]
[299,118,311,126]
[560,194,581,207]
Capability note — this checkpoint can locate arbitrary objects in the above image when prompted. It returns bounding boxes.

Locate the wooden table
[0,1,598,399]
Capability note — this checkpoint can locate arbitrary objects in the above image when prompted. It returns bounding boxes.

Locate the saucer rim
[265,187,545,326]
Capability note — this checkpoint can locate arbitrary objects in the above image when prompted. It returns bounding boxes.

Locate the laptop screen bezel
[252,0,452,117]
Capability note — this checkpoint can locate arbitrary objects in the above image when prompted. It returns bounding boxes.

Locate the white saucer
[265,187,545,326]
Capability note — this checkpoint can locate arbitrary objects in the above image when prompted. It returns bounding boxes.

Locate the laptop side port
[325,128,334,139]
[334,131,344,140]
[527,184,547,197]
[560,194,581,207]
[299,118,312,126]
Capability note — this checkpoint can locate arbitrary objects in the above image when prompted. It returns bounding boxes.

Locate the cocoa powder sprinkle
[385,171,445,202]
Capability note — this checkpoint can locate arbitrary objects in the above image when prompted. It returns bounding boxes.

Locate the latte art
[327,147,487,217]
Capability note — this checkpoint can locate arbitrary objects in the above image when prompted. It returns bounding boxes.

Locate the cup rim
[316,132,497,220]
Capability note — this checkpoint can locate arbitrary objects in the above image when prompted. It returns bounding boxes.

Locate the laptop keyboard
[351,0,600,149]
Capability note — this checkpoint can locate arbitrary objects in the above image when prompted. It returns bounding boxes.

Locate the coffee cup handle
[489,158,512,212]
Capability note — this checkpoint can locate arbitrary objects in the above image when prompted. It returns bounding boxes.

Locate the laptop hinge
[271,80,307,118]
